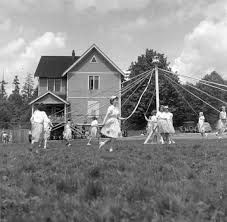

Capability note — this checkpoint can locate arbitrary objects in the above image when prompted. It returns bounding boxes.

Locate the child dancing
[87,117,99,145]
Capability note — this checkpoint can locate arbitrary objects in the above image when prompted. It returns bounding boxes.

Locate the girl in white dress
[99,96,124,152]
[166,107,175,144]
[198,112,207,137]
[43,116,53,149]
[145,115,152,135]
[87,117,99,146]
[144,110,159,144]
[30,105,47,151]
[156,105,166,144]
[216,106,226,139]
[63,119,72,147]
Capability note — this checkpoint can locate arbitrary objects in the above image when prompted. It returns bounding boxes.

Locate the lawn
[0,139,226,222]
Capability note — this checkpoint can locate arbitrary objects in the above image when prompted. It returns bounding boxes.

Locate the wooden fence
[0,129,30,144]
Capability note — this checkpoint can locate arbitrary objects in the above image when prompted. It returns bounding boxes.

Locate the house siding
[69,98,110,124]
[67,49,121,124]
[71,49,117,73]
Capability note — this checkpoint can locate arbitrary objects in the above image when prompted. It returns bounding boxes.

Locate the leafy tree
[188,71,226,126]
[0,99,12,128]
[122,49,183,129]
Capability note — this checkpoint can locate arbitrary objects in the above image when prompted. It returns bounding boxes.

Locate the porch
[29,91,69,124]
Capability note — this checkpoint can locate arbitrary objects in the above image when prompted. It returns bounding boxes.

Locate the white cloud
[172,1,227,79]
[0,38,25,57]
[0,32,66,93]
[0,18,11,31]
[117,16,148,32]
[72,0,150,12]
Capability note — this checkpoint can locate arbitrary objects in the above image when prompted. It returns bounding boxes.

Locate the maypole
[153,56,160,112]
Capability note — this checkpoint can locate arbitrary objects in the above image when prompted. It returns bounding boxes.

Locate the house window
[90,55,97,63]
[48,79,54,91]
[89,76,99,90]
[88,101,99,117]
[47,79,61,92]
[55,79,61,92]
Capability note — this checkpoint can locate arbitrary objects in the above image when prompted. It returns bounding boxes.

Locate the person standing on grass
[166,106,175,144]
[198,112,207,137]
[144,110,159,144]
[63,119,72,147]
[145,115,152,135]
[156,105,165,144]
[99,96,125,152]
[42,116,53,149]
[87,117,99,146]
[30,104,49,152]
[216,106,226,139]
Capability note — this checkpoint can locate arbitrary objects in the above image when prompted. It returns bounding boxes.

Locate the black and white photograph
[0,0,226,221]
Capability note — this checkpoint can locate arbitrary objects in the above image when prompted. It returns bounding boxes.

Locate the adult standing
[30,104,48,152]
[99,96,124,152]
[216,106,226,139]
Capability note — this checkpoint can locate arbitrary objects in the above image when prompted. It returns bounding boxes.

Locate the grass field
[0,138,226,222]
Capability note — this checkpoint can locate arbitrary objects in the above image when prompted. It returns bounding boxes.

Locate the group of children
[144,105,175,145]
[144,105,227,143]
[30,100,227,151]
[62,117,99,147]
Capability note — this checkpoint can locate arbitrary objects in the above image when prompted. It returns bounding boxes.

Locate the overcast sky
[0,0,227,92]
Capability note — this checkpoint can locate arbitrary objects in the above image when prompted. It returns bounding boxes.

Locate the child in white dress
[144,110,159,144]
[145,115,152,135]
[99,96,124,152]
[63,119,72,147]
[43,116,53,149]
[166,107,175,144]
[156,106,165,144]
[198,112,207,137]
[216,106,226,139]
[87,117,99,146]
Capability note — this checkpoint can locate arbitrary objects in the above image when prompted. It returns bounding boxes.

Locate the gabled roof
[62,44,125,77]
[29,91,69,105]
[35,56,80,78]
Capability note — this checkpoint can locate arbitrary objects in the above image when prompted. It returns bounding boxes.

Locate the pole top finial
[152,56,160,65]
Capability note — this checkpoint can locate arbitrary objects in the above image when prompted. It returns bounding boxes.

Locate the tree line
[0,49,226,130]
[122,49,227,130]
[0,73,38,129]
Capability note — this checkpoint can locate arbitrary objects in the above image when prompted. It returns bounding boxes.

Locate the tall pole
[153,56,160,112]
[155,64,159,112]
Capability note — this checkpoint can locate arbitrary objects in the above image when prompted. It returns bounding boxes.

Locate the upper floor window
[48,78,61,92]
[89,76,99,90]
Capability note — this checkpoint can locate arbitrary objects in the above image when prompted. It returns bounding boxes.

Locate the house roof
[29,91,69,105]
[62,44,125,77]
[34,56,80,78]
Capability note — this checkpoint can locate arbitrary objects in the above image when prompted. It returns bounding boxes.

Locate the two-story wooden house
[29,44,125,134]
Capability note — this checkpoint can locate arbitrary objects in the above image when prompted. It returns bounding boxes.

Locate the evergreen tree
[12,75,20,94]
[0,78,8,99]
[8,76,23,123]
[21,73,34,103]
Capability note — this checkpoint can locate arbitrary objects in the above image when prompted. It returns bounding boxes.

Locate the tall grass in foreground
[0,140,226,221]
